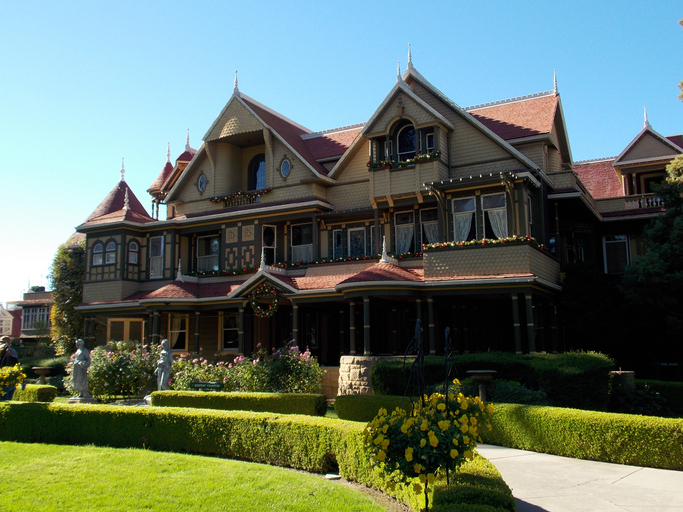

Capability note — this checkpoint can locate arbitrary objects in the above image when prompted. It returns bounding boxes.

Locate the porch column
[238,305,245,354]
[148,311,154,343]
[511,295,522,354]
[349,301,356,354]
[339,308,345,355]
[550,302,559,353]
[427,297,436,354]
[83,317,89,342]
[312,213,319,260]
[194,311,201,353]
[525,292,536,353]
[152,311,160,344]
[89,318,95,348]
[363,296,370,355]
[292,303,299,344]
[374,209,380,254]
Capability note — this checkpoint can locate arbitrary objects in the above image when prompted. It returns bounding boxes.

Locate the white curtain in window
[488,209,508,239]
[454,213,474,242]
[423,222,439,245]
[395,225,414,254]
[292,245,313,262]
[170,316,182,348]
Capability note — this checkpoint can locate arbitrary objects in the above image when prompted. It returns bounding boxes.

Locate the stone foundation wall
[338,355,406,395]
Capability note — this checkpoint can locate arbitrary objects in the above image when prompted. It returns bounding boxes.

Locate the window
[105,241,117,264]
[452,197,477,242]
[370,225,377,255]
[92,242,104,266]
[396,123,416,161]
[395,211,415,254]
[169,314,187,351]
[604,235,630,274]
[280,158,291,178]
[291,223,313,262]
[197,174,207,193]
[482,193,508,239]
[420,209,439,246]
[197,235,219,272]
[333,229,344,259]
[149,236,164,278]
[128,241,139,264]
[21,307,50,330]
[248,153,266,190]
[348,227,366,257]
[107,319,144,342]
[262,225,276,265]
[222,313,239,350]
[424,131,435,153]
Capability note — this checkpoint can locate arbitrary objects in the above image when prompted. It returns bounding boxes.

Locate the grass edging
[151,390,327,416]
[0,402,514,511]
[485,403,683,470]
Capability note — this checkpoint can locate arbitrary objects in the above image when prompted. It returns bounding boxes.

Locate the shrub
[458,379,549,406]
[335,394,415,422]
[12,384,57,402]
[0,402,513,512]
[151,391,327,416]
[636,379,683,416]
[19,355,69,379]
[64,342,160,399]
[484,403,683,470]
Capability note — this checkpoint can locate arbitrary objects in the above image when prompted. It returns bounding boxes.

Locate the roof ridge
[465,91,555,111]
[301,123,366,139]
[240,93,312,134]
[573,157,616,165]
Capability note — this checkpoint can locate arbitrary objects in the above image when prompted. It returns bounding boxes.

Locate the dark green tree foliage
[48,238,85,354]
[622,156,683,370]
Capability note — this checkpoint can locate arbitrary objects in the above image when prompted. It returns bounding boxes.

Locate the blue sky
[1,1,681,305]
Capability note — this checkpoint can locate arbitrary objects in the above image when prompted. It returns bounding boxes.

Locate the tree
[622,156,683,367]
[48,237,85,354]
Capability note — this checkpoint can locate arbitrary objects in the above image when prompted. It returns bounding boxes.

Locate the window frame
[168,313,188,352]
[481,192,508,240]
[221,312,239,352]
[105,241,117,264]
[262,225,277,265]
[196,234,220,272]
[107,318,145,343]
[420,208,439,247]
[603,234,630,274]
[92,242,104,266]
[396,123,416,161]
[149,235,164,279]
[248,153,266,191]
[452,196,477,242]
[394,211,415,254]
[291,222,313,262]
[347,227,366,257]
[128,240,139,265]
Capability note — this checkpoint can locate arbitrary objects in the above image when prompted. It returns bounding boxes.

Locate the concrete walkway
[476,444,683,512]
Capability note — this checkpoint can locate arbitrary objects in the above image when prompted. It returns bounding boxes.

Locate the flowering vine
[423,235,550,252]
[367,151,441,169]
[209,188,272,206]
[249,282,280,318]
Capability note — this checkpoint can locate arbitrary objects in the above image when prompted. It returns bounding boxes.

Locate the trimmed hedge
[372,351,614,410]
[11,385,57,403]
[335,394,414,422]
[0,403,514,512]
[151,391,327,416]
[636,379,683,416]
[484,403,683,470]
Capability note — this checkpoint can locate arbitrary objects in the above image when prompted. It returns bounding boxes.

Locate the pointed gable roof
[614,123,683,167]
[81,178,154,228]
[337,261,422,289]
[148,160,174,194]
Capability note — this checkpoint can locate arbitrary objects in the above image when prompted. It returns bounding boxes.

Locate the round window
[281,159,291,178]
[198,174,207,193]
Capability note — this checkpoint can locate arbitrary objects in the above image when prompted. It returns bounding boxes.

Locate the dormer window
[396,122,416,161]
[92,242,103,266]
[248,154,265,191]
[105,241,117,264]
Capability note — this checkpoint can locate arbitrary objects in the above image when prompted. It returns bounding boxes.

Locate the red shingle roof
[148,161,174,193]
[303,126,362,161]
[85,179,153,222]
[468,94,558,141]
[667,135,683,149]
[124,281,244,301]
[573,159,623,199]
[340,262,423,285]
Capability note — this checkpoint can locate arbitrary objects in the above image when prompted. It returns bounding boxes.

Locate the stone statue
[72,339,91,398]
[154,339,173,391]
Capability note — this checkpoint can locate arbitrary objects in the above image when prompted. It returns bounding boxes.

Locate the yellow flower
[381,439,390,450]
[382,424,388,433]
[460,401,469,410]
[373,433,384,445]
[438,420,450,431]
[419,474,427,484]
[430,435,439,447]
[460,424,469,434]
[377,450,386,462]
[452,438,459,446]
[420,420,429,431]
[465,450,474,460]
[437,403,446,411]
[401,422,410,434]
[488,404,495,414]
[479,401,486,411]
[463,436,470,445]
[470,426,478,437]
[450,449,458,459]
[471,417,477,426]
[459,414,469,424]
[453,378,461,385]
[427,473,435,484]
[420,438,427,448]
[413,483,422,494]
[405,447,414,462]
[414,463,422,474]
[378,408,387,416]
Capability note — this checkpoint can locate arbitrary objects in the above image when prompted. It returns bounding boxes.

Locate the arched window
[105,241,117,264]
[248,154,266,190]
[396,123,416,161]
[92,242,103,266]
[128,240,139,264]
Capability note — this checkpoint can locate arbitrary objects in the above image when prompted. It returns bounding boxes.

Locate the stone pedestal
[338,355,407,395]
[67,397,98,404]
[610,370,636,391]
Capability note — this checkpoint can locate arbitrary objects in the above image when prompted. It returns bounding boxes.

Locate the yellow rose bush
[364,380,494,509]
[0,364,26,396]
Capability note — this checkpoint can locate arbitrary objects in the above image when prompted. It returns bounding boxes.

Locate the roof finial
[176,259,184,282]
[380,236,391,263]
[123,188,130,211]
[186,129,190,151]
[167,142,171,163]
[120,158,125,181]
[643,106,651,128]
[260,246,267,271]
[397,61,402,83]
[407,43,414,70]
[234,70,239,94]
[553,69,558,95]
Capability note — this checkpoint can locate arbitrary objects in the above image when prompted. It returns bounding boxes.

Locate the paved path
[476,444,683,512]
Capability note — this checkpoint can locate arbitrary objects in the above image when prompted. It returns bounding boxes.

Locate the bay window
[197,235,219,272]
[291,223,313,262]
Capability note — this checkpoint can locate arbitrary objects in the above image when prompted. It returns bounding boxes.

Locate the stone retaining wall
[338,355,406,396]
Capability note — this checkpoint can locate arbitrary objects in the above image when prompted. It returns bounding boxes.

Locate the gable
[617,131,682,165]
[205,98,265,142]
[364,89,450,137]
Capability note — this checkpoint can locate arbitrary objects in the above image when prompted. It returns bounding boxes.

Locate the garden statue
[154,339,173,391]
[72,339,91,398]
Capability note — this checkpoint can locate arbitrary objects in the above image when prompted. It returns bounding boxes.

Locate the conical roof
[85,178,153,222]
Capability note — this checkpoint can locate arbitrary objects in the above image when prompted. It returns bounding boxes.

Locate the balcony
[595,193,664,215]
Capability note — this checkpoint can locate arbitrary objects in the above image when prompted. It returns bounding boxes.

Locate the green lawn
[0,442,384,512]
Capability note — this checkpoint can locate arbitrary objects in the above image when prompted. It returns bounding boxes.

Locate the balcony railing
[625,194,664,210]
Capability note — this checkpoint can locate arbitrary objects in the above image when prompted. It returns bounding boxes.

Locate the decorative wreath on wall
[249,282,280,318]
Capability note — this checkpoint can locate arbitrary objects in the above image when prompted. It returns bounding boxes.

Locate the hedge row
[0,403,514,511]
[636,379,683,416]
[11,385,57,403]
[334,394,415,422]
[484,403,683,470]
[371,351,614,410]
[151,391,327,416]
